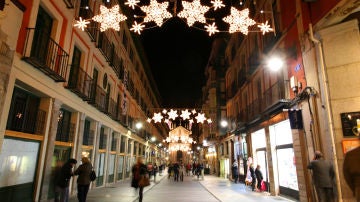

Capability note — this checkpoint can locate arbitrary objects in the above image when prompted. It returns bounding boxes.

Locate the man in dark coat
[74,157,93,202]
[307,151,335,202]
[55,158,77,202]
[232,161,239,183]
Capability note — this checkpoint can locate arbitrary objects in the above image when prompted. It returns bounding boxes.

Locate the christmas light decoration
[180,109,191,120]
[223,7,255,34]
[167,109,178,120]
[140,0,172,27]
[195,112,206,123]
[74,17,90,31]
[130,21,145,34]
[152,112,163,123]
[73,1,274,36]
[92,5,127,32]
[177,0,210,27]
[205,22,219,36]
[258,20,273,35]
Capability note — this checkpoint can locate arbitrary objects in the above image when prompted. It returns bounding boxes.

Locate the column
[39,99,62,202]
[75,113,86,160]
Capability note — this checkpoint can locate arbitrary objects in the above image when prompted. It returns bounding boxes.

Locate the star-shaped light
[167,109,178,120]
[207,119,212,124]
[258,20,273,35]
[74,17,90,31]
[195,113,207,123]
[211,0,225,10]
[140,0,172,27]
[205,23,219,36]
[152,112,163,123]
[180,109,191,120]
[162,109,168,114]
[223,7,256,34]
[130,21,145,34]
[189,119,194,124]
[178,0,210,26]
[192,109,197,114]
[125,0,140,9]
[92,5,127,32]
[146,117,152,123]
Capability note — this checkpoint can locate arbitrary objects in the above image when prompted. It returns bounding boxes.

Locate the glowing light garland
[74,1,274,36]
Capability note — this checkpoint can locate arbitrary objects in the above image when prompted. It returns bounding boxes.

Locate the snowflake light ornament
[258,20,273,35]
[195,113,207,123]
[146,117,152,123]
[180,109,191,120]
[223,7,256,34]
[130,21,145,34]
[92,5,127,32]
[205,23,219,36]
[168,109,178,120]
[178,0,210,27]
[152,112,164,123]
[140,0,172,27]
[211,0,225,10]
[74,17,90,31]
[125,0,140,9]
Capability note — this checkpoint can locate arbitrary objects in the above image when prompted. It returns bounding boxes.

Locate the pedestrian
[153,163,158,182]
[255,165,264,191]
[55,158,77,202]
[343,145,360,201]
[249,163,256,191]
[173,162,180,181]
[232,160,239,183]
[179,163,185,181]
[74,157,93,202]
[131,157,147,202]
[307,151,335,202]
[168,162,173,179]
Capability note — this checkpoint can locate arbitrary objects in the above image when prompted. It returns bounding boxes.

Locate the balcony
[111,52,122,78]
[97,32,114,63]
[107,97,118,120]
[66,66,93,100]
[79,7,98,41]
[22,28,69,82]
[7,109,46,135]
[89,84,107,112]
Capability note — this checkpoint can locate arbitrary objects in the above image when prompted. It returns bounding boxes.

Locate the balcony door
[91,69,98,101]
[69,47,81,87]
[31,7,53,63]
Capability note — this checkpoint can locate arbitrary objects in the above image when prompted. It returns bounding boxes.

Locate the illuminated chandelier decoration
[165,126,195,152]
[74,0,274,36]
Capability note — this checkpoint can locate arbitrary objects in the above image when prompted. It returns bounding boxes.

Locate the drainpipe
[308,23,343,202]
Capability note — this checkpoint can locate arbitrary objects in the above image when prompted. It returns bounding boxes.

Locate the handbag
[260,181,266,191]
[90,169,97,181]
[138,175,150,187]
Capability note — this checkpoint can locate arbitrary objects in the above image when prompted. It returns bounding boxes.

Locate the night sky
[140,17,213,108]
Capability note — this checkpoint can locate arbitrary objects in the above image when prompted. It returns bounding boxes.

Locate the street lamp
[267,56,284,72]
[135,122,143,129]
[220,120,228,128]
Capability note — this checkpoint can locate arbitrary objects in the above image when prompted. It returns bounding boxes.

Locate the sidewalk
[69,173,297,202]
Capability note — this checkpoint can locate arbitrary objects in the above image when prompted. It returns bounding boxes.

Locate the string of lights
[74,0,274,36]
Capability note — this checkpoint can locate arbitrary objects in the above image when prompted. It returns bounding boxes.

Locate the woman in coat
[249,163,257,191]
[131,157,147,202]
[74,157,92,202]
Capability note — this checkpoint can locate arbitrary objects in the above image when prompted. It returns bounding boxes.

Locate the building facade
[0,0,167,201]
[202,0,360,201]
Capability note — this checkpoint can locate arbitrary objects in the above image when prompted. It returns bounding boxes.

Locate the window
[56,109,73,142]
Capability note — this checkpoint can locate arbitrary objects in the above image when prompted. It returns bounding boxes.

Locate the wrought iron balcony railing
[22,28,69,82]
[89,84,107,113]
[66,66,93,100]
[97,32,114,63]
[83,129,94,146]
[56,123,75,142]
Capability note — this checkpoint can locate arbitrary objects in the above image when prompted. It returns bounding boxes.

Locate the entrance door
[256,148,269,191]
[32,7,53,63]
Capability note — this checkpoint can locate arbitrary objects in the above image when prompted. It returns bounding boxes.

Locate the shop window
[117,156,124,180]
[96,153,105,186]
[107,154,116,183]
[99,127,106,149]
[120,136,126,153]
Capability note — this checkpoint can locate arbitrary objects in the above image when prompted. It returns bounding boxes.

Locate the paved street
[70,173,296,202]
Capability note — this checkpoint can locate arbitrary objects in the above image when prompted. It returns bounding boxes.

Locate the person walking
[255,165,264,191]
[307,151,336,202]
[343,145,360,201]
[131,157,147,202]
[55,158,77,202]
[232,160,239,183]
[249,163,256,191]
[153,163,158,182]
[74,157,93,202]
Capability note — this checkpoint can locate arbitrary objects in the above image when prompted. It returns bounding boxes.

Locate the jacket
[307,158,334,188]
[56,162,73,188]
[255,168,263,181]
[74,162,92,185]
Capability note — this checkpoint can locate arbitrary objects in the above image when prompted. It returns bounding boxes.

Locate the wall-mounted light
[267,56,284,72]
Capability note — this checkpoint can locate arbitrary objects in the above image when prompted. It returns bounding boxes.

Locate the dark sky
[140,18,213,108]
